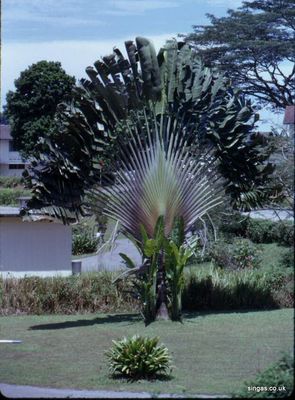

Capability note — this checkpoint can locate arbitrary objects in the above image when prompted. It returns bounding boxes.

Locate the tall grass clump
[182,265,293,311]
[0,272,138,315]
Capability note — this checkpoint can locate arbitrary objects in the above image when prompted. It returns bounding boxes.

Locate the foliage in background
[235,353,294,398]
[246,219,294,246]
[182,0,295,110]
[106,335,172,380]
[219,214,294,247]
[267,131,294,209]
[182,265,293,311]
[0,176,23,188]
[5,61,75,159]
[72,233,98,256]
[209,238,262,270]
[71,216,100,255]
[0,188,32,206]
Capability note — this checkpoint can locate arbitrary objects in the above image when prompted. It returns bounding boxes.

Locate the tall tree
[181,0,295,111]
[5,61,75,158]
[23,38,276,321]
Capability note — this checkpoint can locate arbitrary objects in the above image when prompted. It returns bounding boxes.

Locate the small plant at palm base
[106,335,172,380]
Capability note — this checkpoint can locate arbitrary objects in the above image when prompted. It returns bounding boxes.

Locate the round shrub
[209,239,261,270]
[231,239,261,269]
[72,233,98,255]
[106,335,172,380]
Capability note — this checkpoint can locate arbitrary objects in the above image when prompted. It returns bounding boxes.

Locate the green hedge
[220,214,294,246]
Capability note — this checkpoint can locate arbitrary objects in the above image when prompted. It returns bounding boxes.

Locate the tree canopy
[181,0,295,111]
[5,61,75,158]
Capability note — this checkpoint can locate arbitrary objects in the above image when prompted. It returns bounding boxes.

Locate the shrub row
[182,266,294,311]
[0,267,293,315]
[220,214,294,246]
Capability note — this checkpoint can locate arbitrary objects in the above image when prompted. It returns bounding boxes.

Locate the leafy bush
[210,239,261,270]
[219,213,294,246]
[0,272,138,315]
[246,219,294,246]
[0,176,23,188]
[235,354,294,398]
[231,239,262,269]
[72,233,98,255]
[246,219,276,243]
[0,188,31,205]
[219,212,249,238]
[281,248,294,269]
[106,335,172,380]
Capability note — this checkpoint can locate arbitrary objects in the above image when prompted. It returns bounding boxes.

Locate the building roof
[283,106,295,125]
[0,205,62,222]
[0,124,12,140]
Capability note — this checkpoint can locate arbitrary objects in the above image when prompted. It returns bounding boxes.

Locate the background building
[0,124,30,176]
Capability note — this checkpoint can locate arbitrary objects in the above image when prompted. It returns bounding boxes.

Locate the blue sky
[0,0,285,127]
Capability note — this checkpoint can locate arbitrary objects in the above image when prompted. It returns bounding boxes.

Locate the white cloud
[2,0,106,27]
[201,0,243,7]
[1,33,176,108]
[106,0,181,15]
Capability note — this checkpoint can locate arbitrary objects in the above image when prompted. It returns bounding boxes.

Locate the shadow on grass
[29,313,141,330]
[110,373,174,383]
[182,308,279,322]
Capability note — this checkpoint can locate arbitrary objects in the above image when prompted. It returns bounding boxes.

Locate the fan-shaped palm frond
[91,113,223,242]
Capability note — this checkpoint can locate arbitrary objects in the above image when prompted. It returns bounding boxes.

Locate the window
[8,164,25,170]
[9,141,17,152]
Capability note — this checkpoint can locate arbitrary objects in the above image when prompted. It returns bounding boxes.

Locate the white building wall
[0,219,72,272]
[0,126,29,177]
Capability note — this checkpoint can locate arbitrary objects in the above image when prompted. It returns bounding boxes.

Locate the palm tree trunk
[156,251,169,320]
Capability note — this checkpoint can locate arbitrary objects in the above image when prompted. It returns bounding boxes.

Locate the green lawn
[0,309,293,396]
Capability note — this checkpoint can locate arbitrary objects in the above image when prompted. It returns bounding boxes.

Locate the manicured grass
[0,309,293,395]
